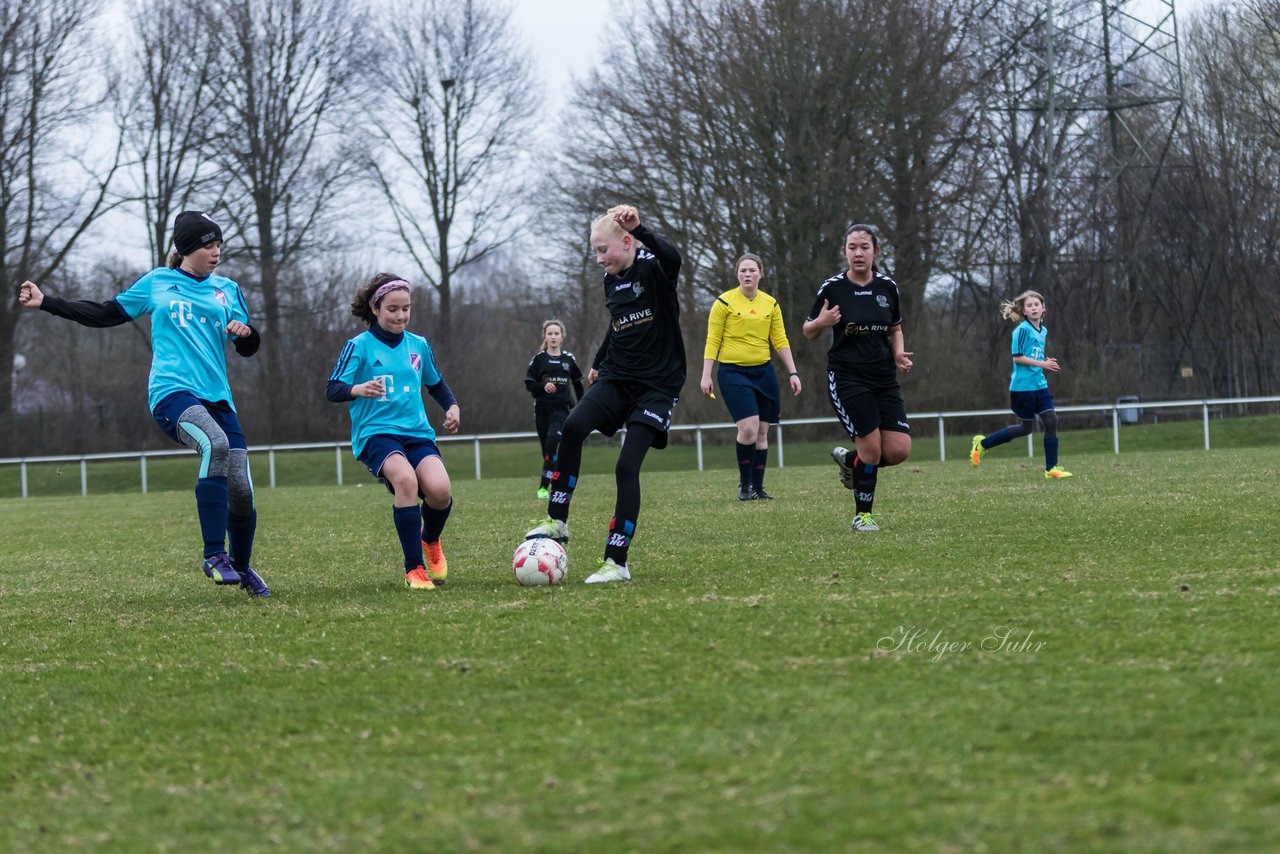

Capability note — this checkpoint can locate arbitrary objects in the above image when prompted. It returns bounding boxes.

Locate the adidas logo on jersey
[373,359,383,367]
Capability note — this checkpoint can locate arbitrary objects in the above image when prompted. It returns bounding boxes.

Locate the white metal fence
[2,395,1277,498]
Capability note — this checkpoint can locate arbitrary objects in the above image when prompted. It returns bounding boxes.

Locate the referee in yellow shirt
[701,253,803,500]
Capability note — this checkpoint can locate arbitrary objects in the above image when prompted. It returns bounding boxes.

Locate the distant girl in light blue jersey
[326,273,460,590]
[18,211,271,595]
[970,290,1073,479]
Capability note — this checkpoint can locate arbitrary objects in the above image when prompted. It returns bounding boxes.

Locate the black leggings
[555,399,661,525]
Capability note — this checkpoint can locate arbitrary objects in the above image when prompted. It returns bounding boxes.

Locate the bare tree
[365,0,539,356]
[0,0,124,450]
[113,0,222,265]
[208,0,373,439]
[547,0,977,420]
[1145,1,1280,397]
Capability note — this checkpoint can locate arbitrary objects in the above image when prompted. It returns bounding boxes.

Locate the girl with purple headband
[326,273,461,590]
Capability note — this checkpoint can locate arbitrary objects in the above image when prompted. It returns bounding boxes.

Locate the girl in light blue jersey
[326,273,460,590]
[970,290,1072,479]
[18,211,270,595]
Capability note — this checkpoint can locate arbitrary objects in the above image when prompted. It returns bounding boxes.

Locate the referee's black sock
[752,447,768,488]
[735,442,753,485]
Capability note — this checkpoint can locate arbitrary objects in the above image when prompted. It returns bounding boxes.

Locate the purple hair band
[372,279,410,305]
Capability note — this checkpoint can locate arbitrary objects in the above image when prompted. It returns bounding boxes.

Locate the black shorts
[534,401,571,452]
[577,378,680,450]
[827,370,910,439]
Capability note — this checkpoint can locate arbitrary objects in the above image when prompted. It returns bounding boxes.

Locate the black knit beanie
[173,211,223,255]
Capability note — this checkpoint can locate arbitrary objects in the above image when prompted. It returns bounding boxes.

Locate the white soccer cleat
[525,517,569,543]
[831,446,855,490]
[851,512,881,532]
[585,558,631,584]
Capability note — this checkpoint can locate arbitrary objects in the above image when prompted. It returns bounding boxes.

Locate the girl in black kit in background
[802,224,914,533]
[524,319,584,500]
[524,205,685,584]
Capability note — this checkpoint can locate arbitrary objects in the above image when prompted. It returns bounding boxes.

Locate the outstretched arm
[20,281,129,327]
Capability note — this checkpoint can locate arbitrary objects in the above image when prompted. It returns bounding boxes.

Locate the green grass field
[3,444,1279,850]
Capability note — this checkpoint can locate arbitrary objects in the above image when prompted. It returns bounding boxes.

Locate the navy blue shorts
[717,363,780,424]
[151,391,246,449]
[1010,388,1054,420]
[358,434,442,492]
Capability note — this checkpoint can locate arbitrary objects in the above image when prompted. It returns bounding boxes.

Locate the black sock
[853,460,878,514]
[604,516,636,565]
[752,447,768,488]
[735,442,753,485]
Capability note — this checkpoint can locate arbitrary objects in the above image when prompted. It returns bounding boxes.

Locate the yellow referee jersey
[703,288,791,365]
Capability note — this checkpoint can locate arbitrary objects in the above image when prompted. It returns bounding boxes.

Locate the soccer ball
[512,538,568,586]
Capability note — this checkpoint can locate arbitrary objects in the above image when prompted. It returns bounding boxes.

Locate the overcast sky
[508,0,612,110]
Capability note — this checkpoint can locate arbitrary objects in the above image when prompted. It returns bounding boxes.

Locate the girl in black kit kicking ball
[525,205,685,584]
[524,319,585,499]
[802,224,914,532]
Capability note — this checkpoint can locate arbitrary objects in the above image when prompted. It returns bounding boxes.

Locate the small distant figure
[970,290,1073,479]
[524,319,584,500]
[326,274,461,590]
[700,253,801,501]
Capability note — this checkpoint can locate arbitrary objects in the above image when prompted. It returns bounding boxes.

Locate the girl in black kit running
[525,205,685,584]
[524,319,584,499]
[802,224,913,532]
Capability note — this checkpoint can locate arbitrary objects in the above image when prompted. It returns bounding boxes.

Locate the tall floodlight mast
[978,0,1184,351]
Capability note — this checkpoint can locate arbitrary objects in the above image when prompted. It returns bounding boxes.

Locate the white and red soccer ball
[512,538,568,586]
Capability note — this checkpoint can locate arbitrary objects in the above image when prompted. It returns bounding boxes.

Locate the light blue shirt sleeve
[114,271,157,319]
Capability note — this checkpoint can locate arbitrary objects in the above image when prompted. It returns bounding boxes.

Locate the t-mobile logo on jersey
[169,299,195,327]
[373,373,393,401]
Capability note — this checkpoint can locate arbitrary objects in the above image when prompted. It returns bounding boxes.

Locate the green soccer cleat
[525,517,569,544]
[537,487,550,500]
[585,558,631,584]
[970,435,986,467]
[851,512,881,532]
[1045,466,1073,479]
